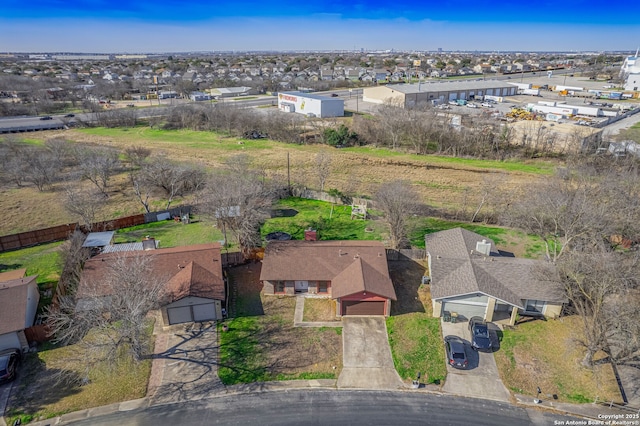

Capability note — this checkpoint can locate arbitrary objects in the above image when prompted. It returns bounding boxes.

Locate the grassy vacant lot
[5,326,153,425]
[386,260,447,385]
[218,263,341,384]
[262,197,386,241]
[114,217,227,249]
[494,316,622,404]
[2,126,554,236]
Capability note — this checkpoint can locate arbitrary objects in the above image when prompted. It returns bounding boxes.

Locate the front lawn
[262,197,386,241]
[387,314,446,385]
[5,323,154,425]
[303,298,339,322]
[218,264,342,385]
[386,259,446,385]
[494,316,622,404]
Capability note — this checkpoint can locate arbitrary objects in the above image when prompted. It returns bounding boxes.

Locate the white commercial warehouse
[363,80,518,108]
[277,92,344,117]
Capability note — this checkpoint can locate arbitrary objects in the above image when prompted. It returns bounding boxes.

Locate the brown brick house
[260,240,396,316]
[78,244,225,325]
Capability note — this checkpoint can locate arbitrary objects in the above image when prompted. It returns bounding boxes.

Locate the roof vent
[475,239,491,256]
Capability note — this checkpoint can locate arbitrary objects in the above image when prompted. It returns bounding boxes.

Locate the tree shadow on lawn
[389,259,427,315]
[7,355,83,421]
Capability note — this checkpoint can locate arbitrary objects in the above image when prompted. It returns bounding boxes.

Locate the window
[525,299,545,314]
[274,281,285,294]
[318,281,329,294]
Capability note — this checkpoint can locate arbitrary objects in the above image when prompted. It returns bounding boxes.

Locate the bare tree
[64,186,106,229]
[124,145,152,168]
[143,157,198,209]
[74,146,121,196]
[315,151,332,192]
[502,170,606,262]
[375,180,420,249]
[129,171,153,213]
[199,155,275,257]
[47,253,167,364]
[556,250,639,366]
[23,147,61,191]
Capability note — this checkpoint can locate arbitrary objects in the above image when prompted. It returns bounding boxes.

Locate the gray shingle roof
[426,228,566,307]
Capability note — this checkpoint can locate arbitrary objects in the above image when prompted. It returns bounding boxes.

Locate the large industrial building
[277,92,344,117]
[363,80,518,108]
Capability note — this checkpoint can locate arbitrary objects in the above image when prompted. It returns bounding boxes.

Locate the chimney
[142,236,156,250]
[304,228,317,241]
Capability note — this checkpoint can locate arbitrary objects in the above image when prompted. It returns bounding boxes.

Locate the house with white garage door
[78,243,225,326]
[425,228,566,326]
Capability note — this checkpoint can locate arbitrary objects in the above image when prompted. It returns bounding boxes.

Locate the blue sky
[1,0,638,52]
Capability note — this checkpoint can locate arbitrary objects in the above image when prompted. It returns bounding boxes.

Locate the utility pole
[287,152,291,195]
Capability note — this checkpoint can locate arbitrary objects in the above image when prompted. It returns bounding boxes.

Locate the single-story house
[78,244,225,325]
[425,228,567,326]
[260,240,396,316]
[0,269,40,352]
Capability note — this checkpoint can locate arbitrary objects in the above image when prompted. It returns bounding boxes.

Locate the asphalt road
[63,389,573,426]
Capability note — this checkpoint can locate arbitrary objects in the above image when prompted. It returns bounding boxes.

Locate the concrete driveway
[337,316,405,390]
[441,320,511,402]
[148,320,225,405]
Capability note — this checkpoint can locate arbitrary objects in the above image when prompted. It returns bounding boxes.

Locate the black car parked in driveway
[0,348,20,383]
[444,336,468,369]
[468,316,492,352]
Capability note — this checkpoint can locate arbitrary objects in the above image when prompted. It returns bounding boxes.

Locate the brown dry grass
[1,128,549,236]
[302,298,339,322]
[222,263,341,383]
[494,315,622,404]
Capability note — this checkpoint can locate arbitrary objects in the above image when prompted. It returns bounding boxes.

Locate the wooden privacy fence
[0,206,193,253]
[24,324,52,344]
[0,223,78,252]
[386,248,426,261]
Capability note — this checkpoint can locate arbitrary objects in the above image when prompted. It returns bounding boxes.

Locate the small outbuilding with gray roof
[260,240,396,316]
[425,228,566,326]
[363,80,517,108]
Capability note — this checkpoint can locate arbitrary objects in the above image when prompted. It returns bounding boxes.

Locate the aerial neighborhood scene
[1,0,640,425]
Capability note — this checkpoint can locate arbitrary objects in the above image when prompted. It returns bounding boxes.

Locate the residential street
[48,390,545,426]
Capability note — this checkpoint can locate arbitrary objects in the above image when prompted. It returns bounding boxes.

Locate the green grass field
[79,127,556,175]
[341,146,556,174]
[114,217,228,249]
[262,197,386,241]
[0,241,63,287]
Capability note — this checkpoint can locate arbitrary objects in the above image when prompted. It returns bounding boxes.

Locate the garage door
[192,303,216,322]
[342,301,385,316]
[167,303,217,324]
[442,302,487,322]
[167,306,192,325]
